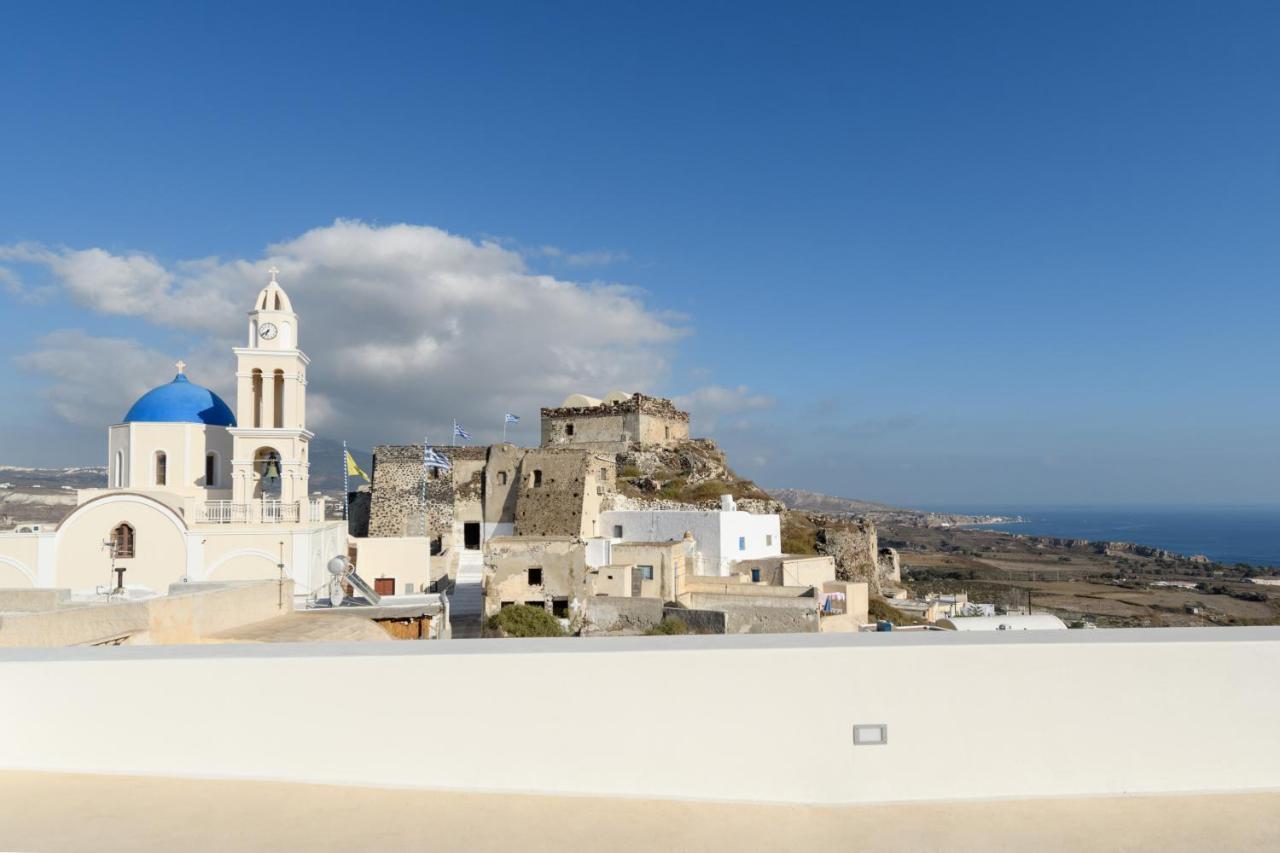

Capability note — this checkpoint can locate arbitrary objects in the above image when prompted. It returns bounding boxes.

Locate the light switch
[852,724,887,746]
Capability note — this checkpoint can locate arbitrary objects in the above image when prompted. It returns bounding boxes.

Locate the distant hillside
[770,488,906,515]
[309,438,372,492]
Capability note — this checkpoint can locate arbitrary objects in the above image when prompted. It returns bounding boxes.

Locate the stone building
[483,536,587,618]
[540,392,690,451]
[366,443,616,551]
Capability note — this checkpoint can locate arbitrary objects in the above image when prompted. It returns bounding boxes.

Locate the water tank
[876,620,894,632]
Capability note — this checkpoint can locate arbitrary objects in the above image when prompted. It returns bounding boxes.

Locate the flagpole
[452,419,457,447]
[422,436,430,591]
[342,440,349,524]
[502,415,507,443]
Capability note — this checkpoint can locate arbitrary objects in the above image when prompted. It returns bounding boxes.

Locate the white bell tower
[229,268,312,507]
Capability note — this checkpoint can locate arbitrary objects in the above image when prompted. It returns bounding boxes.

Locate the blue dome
[123,373,237,427]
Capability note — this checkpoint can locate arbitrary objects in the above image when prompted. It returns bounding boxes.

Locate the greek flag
[453,421,471,441]
[504,413,520,424]
[423,447,452,470]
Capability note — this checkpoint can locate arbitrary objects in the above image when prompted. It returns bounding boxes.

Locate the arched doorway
[252,447,283,499]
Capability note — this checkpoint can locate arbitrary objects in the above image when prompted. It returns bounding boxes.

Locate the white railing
[198,501,250,524]
[193,499,326,525]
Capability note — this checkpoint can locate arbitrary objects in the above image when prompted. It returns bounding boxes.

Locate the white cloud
[2,220,688,447]
[673,384,774,431]
[16,331,229,428]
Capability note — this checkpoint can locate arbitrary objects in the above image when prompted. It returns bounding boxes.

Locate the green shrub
[868,597,924,626]
[646,617,689,635]
[486,604,566,637]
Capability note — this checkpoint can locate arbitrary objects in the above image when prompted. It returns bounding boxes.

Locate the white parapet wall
[0,628,1278,805]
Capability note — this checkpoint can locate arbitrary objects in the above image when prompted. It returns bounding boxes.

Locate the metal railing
[193,499,325,525]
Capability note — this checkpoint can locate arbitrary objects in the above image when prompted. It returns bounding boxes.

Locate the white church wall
[0,535,41,588]
[107,425,130,489]
[54,495,189,594]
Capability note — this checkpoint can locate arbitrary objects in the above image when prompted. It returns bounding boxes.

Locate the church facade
[0,272,345,597]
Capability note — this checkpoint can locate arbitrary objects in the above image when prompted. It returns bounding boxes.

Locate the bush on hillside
[646,617,689,635]
[486,604,566,638]
[868,597,925,626]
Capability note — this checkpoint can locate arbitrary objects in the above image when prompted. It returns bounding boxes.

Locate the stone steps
[450,550,485,638]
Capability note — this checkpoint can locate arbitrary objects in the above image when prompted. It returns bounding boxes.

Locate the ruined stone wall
[816,520,881,593]
[369,444,614,544]
[368,445,435,537]
[482,443,521,526]
[877,547,902,588]
[446,450,487,526]
[514,448,615,538]
[540,393,690,449]
[482,537,588,616]
[633,411,690,445]
[541,411,629,448]
[581,596,664,634]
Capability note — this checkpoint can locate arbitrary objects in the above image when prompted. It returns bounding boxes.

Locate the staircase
[450,549,485,638]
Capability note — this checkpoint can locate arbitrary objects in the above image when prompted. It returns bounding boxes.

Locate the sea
[925,505,1280,568]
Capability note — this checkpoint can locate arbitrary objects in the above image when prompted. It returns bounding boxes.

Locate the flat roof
[1,625,1277,664]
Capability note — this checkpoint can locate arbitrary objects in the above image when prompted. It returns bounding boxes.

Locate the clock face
[259,323,278,341]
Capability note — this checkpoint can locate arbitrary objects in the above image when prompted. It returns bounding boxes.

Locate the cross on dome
[268,266,279,283]
[175,359,187,375]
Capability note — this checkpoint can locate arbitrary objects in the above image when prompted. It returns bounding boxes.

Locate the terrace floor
[1,771,1277,852]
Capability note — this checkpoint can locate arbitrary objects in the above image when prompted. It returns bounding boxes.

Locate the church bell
[263,454,281,481]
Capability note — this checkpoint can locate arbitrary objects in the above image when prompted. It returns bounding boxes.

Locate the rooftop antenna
[100,537,124,597]
[327,555,348,607]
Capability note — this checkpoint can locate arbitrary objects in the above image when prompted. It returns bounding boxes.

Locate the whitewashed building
[0,271,346,598]
[600,496,781,576]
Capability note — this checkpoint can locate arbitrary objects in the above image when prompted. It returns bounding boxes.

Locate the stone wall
[541,393,690,450]
[367,444,614,544]
[367,445,430,538]
[514,448,614,538]
[482,536,588,617]
[877,547,902,587]
[816,520,881,592]
[582,596,664,634]
[663,606,726,634]
[346,490,371,537]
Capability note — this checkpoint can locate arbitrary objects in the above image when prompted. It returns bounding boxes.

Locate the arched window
[251,369,263,428]
[154,451,167,486]
[113,450,124,488]
[273,369,285,427]
[111,523,135,559]
[533,470,543,488]
[205,452,218,487]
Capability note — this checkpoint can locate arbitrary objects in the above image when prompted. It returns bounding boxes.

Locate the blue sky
[1,1,1278,506]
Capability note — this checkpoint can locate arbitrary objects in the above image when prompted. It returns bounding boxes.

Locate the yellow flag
[345,451,370,482]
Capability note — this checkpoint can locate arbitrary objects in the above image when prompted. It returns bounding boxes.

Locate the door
[464,522,481,550]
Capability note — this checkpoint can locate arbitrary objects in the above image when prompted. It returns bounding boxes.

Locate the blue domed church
[0,272,346,596]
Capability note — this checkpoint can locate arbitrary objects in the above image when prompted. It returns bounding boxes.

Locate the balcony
[189,498,326,525]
